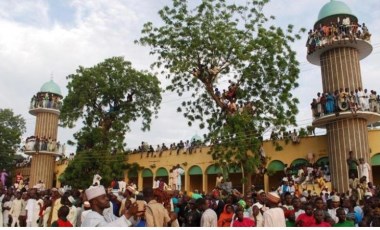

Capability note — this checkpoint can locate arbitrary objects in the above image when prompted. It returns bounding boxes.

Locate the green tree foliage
[138,0,304,190]
[0,108,26,171]
[59,57,162,187]
[59,150,126,189]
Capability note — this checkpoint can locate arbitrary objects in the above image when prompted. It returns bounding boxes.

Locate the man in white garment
[81,186,138,227]
[359,158,371,183]
[25,189,40,227]
[263,192,286,227]
[176,165,185,191]
[67,196,77,226]
[118,179,127,193]
[197,198,217,227]
[10,192,24,227]
[328,195,340,223]
[363,89,370,111]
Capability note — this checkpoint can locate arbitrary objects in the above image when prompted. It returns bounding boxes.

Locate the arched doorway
[371,153,380,185]
[142,168,153,189]
[228,165,243,192]
[267,160,285,191]
[188,165,203,192]
[206,164,222,192]
[156,167,169,185]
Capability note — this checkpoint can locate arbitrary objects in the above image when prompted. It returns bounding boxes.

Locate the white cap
[364,192,372,197]
[252,202,263,209]
[86,186,106,201]
[331,195,340,202]
[282,177,288,182]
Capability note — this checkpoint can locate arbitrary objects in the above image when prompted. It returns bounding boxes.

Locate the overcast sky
[1,0,379,155]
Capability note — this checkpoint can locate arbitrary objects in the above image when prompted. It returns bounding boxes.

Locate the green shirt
[333,220,355,227]
[286,220,295,227]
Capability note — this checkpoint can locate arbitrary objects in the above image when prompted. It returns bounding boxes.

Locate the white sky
[0,0,379,155]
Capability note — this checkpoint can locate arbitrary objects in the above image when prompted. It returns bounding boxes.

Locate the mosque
[14,0,380,194]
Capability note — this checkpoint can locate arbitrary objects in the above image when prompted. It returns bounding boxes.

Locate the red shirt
[312,221,331,227]
[232,218,255,227]
[296,213,316,227]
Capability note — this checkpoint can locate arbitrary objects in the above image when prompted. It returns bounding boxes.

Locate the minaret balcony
[312,111,380,128]
[23,137,65,157]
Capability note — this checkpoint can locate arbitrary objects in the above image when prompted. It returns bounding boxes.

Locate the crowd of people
[132,139,205,158]
[23,136,66,155]
[311,87,380,118]
[29,92,63,111]
[307,16,371,54]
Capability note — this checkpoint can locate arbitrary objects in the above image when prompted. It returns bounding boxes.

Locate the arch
[316,157,329,166]
[371,153,380,166]
[156,167,168,177]
[142,168,153,178]
[291,158,308,168]
[267,160,285,172]
[188,165,203,175]
[206,164,222,175]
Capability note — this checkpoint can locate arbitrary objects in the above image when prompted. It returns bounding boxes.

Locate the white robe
[81,210,132,227]
[200,208,217,227]
[263,207,286,227]
[359,162,371,182]
[25,198,39,227]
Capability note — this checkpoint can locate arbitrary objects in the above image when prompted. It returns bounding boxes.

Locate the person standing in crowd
[263,192,286,227]
[347,151,359,178]
[25,189,40,227]
[183,199,201,227]
[51,206,73,227]
[359,158,371,183]
[9,192,24,227]
[312,209,331,227]
[232,209,255,227]
[217,204,234,227]
[198,198,217,227]
[81,186,138,227]
[334,207,355,227]
[296,203,316,227]
[143,187,175,227]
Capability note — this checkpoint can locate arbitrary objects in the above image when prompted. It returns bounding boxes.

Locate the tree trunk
[244,171,253,195]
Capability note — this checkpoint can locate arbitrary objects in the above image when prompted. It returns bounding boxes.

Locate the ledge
[307,39,373,66]
[312,111,380,128]
[29,107,60,116]
[24,150,62,157]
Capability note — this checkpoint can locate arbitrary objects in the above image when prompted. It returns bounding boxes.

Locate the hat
[51,188,58,192]
[267,192,280,204]
[282,177,288,182]
[331,195,340,202]
[85,186,106,201]
[252,202,263,209]
[238,200,246,208]
[300,197,307,203]
[83,201,90,208]
[58,188,65,196]
[68,196,75,204]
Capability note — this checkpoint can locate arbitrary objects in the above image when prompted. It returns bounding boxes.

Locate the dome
[191,134,203,142]
[317,0,355,21]
[40,79,62,97]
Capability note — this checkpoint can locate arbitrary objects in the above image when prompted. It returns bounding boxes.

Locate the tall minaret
[25,79,63,188]
[307,0,379,192]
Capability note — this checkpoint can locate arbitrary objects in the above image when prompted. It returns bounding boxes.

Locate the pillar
[202,173,208,193]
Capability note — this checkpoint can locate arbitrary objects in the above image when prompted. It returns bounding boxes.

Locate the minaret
[25,79,63,188]
[307,0,380,192]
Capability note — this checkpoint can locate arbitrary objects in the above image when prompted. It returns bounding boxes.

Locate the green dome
[191,134,203,142]
[318,0,355,21]
[40,79,62,96]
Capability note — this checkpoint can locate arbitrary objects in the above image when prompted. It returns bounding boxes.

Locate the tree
[0,108,26,172]
[138,0,304,191]
[59,57,161,187]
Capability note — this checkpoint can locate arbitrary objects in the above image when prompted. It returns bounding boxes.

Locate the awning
[291,158,308,167]
[371,154,380,166]
[188,165,203,175]
[142,169,153,178]
[156,167,168,177]
[267,160,285,172]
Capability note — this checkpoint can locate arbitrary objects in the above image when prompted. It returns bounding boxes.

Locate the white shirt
[10,198,23,217]
[200,208,217,227]
[81,210,132,227]
[25,198,39,222]
[263,207,286,227]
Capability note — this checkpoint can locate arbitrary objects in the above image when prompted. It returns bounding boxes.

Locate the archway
[188,165,203,192]
[206,164,222,192]
[267,160,285,191]
[142,168,153,189]
[371,153,380,185]
[156,167,169,185]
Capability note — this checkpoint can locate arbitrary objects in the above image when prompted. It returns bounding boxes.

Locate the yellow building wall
[16,129,380,192]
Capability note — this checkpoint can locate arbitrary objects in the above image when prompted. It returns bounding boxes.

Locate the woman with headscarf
[217,204,234,227]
